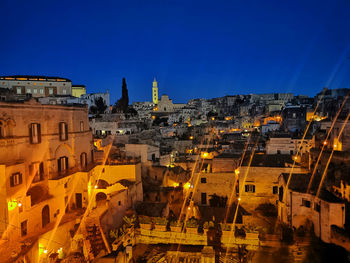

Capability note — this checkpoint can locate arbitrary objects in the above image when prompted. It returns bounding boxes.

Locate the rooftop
[0,75,71,82]
[281,173,343,203]
[242,154,293,167]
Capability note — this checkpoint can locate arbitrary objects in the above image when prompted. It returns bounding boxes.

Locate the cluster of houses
[0,75,349,261]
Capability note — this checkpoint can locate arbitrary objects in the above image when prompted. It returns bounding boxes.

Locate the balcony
[49,163,96,180]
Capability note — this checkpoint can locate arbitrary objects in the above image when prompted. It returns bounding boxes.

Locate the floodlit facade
[152,78,158,105]
[0,75,73,97]
[0,99,93,242]
[72,84,87,97]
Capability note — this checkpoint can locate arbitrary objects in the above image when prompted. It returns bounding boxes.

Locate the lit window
[245,184,255,193]
[59,122,68,141]
[40,89,44,94]
[49,88,53,95]
[10,172,22,187]
[58,156,68,173]
[33,89,38,94]
[16,87,22,94]
[62,89,67,94]
[29,123,41,144]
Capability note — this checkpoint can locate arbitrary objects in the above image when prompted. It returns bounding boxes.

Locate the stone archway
[96,179,109,189]
[96,192,107,202]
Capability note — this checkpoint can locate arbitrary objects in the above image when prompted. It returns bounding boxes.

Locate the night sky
[1,0,350,104]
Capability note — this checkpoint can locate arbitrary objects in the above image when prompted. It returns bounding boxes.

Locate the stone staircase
[86,223,106,258]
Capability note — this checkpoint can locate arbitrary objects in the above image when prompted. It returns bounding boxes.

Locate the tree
[90,97,107,116]
[113,78,129,113]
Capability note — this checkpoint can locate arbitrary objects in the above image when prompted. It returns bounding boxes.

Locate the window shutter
[58,158,61,172]
[10,175,14,187]
[19,173,23,184]
[39,162,44,178]
[65,157,68,171]
[29,125,33,144]
[59,123,62,140]
[37,124,41,143]
[253,185,255,193]
[65,123,68,140]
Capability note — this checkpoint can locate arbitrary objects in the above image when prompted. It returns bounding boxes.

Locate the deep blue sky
[1,0,350,104]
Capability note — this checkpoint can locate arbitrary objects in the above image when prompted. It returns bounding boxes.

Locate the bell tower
[152,77,158,105]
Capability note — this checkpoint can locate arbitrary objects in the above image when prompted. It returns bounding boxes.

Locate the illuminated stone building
[278,173,345,244]
[0,75,73,97]
[156,94,186,113]
[0,99,93,246]
[72,84,86,98]
[152,77,158,105]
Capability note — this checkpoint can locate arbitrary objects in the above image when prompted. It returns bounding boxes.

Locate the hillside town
[0,75,349,262]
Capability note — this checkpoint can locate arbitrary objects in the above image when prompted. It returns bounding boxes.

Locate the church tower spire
[152,77,158,105]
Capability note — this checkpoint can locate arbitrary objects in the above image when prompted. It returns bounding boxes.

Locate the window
[59,122,68,141]
[314,203,320,212]
[279,187,284,201]
[277,150,281,154]
[31,162,44,182]
[201,193,207,205]
[201,177,207,183]
[63,89,67,94]
[80,121,84,132]
[290,150,294,155]
[49,88,53,95]
[58,156,68,173]
[29,123,41,144]
[10,172,22,187]
[118,201,121,206]
[33,88,37,94]
[40,89,44,94]
[21,221,27,237]
[245,184,255,193]
[80,152,87,169]
[301,198,311,208]
[16,87,22,94]
[0,121,3,138]
[64,182,68,188]
[27,88,31,93]
[273,186,278,194]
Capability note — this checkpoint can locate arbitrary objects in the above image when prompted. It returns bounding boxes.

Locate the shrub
[256,203,277,217]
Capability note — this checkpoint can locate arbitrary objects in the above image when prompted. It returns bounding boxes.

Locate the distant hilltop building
[0,75,86,98]
[151,78,185,113]
[152,77,158,105]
